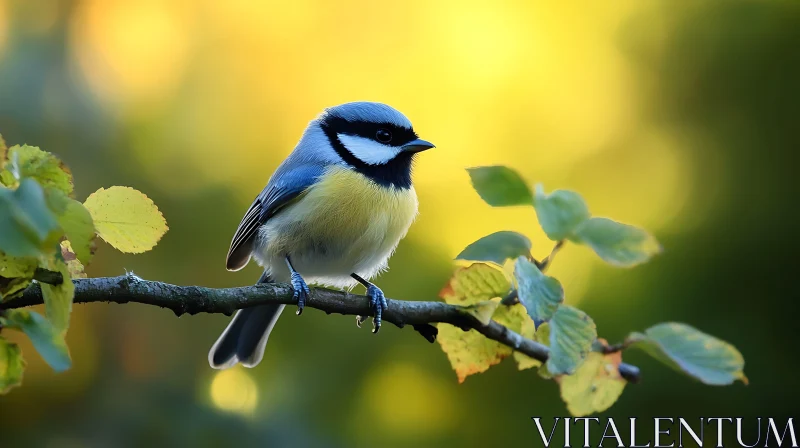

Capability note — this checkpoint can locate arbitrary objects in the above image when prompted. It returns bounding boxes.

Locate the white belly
[251,166,418,289]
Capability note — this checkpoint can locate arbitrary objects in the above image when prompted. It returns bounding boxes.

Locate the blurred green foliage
[0,140,168,394]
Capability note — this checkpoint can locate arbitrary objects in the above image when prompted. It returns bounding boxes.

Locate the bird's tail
[208,272,285,369]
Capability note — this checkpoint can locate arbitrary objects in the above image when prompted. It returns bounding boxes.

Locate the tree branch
[33,267,63,285]
[2,274,641,383]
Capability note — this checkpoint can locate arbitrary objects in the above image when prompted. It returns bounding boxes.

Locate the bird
[208,102,434,369]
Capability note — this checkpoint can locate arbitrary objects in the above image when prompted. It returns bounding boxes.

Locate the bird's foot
[356,284,388,333]
[290,271,311,315]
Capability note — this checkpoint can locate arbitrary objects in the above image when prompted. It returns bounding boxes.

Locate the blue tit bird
[209,102,434,369]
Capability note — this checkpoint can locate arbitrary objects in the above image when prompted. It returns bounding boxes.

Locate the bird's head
[316,102,434,189]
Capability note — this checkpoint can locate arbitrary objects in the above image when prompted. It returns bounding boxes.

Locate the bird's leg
[285,256,310,315]
[351,273,388,333]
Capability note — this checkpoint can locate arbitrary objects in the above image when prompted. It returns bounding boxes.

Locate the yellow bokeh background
[64,0,688,289]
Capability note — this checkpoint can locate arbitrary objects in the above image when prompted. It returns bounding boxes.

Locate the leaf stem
[602,337,637,354]
[536,239,565,272]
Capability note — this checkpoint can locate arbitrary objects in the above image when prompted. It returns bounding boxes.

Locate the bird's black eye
[375,128,392,143]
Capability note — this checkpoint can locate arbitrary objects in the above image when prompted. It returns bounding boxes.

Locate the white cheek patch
[337,134,400,165]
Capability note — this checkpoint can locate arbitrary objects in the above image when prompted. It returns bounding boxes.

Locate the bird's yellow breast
[257,165,418,286]
[295,166,418,242]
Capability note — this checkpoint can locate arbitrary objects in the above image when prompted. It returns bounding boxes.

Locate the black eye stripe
[319,115,417,189]
[320,115,417,147]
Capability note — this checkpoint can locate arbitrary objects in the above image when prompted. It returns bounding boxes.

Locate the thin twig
[603,338,636,354]
[2,274,642,382]
[537,239,565,272]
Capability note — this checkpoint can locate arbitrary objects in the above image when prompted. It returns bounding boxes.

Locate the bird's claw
[290,271,311,315]
[357,284,388,333]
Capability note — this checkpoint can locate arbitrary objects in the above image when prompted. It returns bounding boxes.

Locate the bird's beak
[401,139,435,153]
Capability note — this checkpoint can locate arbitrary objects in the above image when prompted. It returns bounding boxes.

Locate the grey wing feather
[225,200,264,271]
[225,163,326,271]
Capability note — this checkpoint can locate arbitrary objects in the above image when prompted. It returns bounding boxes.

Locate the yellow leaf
[559,351,626,417]
[439,263,510,306]
[40,258,74,335]
[60,241,87,279]
[438,265,541,382]
[440,300,534,382]
[0,253,37,300]
[0,338,25,394]
[437,323,511,383]
[460,300,500,326]
[0,145,73,195]
[534,323,555,380]
[83,186,168,253]
[0,253,36,279]
[437,264,513,382]
[491,302,543,371]
[0,134,7,171]
[513,314,543,370]
[493,301,528,331]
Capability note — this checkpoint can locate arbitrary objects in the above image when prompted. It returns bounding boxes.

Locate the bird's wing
[226,163,326,271]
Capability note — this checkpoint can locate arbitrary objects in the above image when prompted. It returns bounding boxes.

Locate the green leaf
[0,253,37,300]
[47,189,96,265]
[0,337,25,394]
[559,352,626,417]
[547,306,597,375]
[1,309,71,372]
[630,323,747,385]
[533,184,591,241]
[83,186,168,253]
[40,258,75,334]
[467,166,532,207]
[514,257,564,326]
[439,263,511,307]
[456,231,532,266]
[0,145,73,195]
[572,217,661,267]
[0,134,7,171]
[0,179,62,257]
[60,200,96,265]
